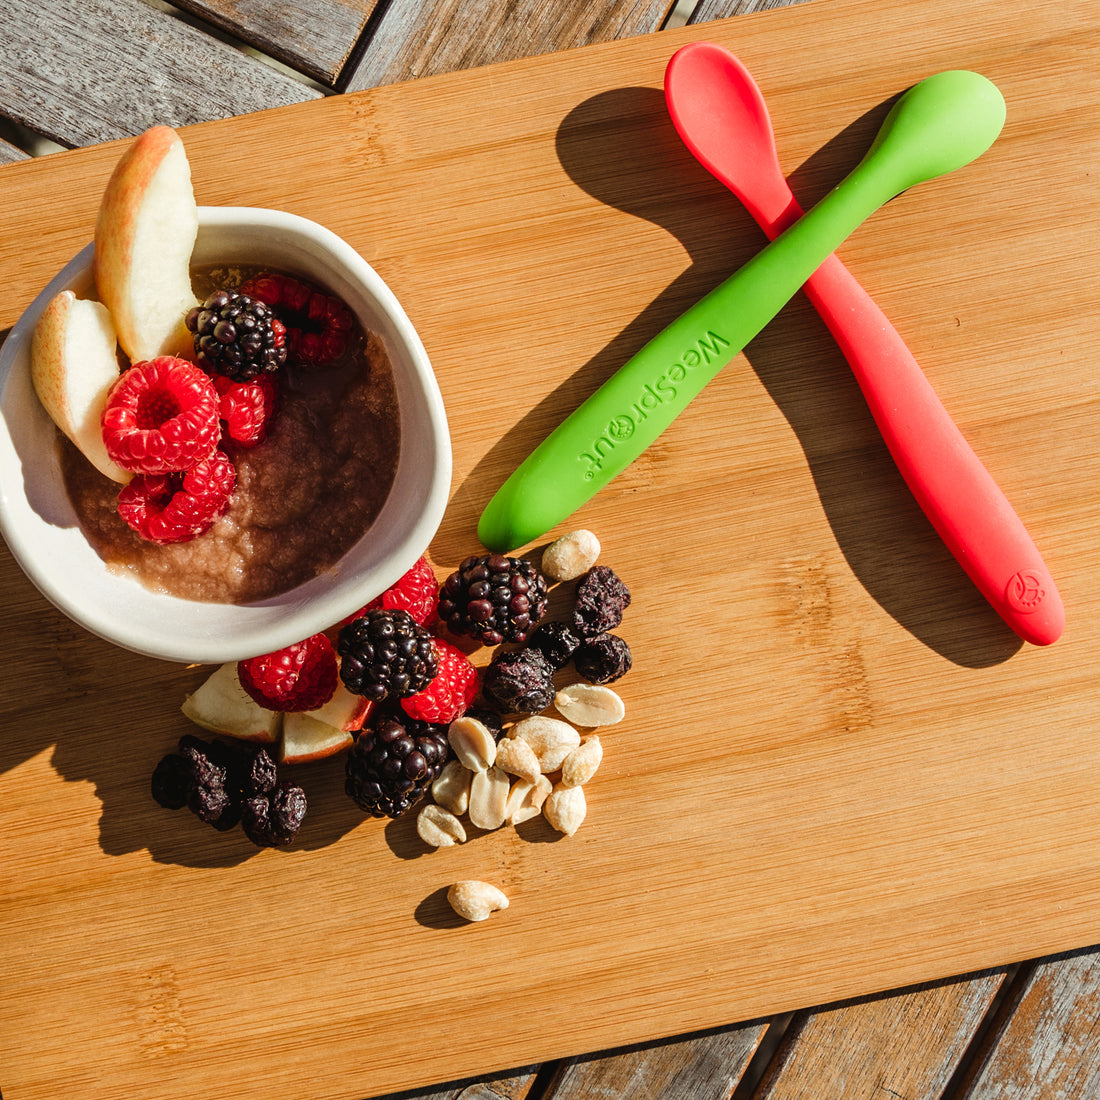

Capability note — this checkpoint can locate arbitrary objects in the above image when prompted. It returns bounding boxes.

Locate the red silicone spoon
[664,41,1063,646]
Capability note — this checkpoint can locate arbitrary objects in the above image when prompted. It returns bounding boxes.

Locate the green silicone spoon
[478,69,1007,552]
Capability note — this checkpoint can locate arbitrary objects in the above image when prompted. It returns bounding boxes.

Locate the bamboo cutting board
[1,0,1099,1096]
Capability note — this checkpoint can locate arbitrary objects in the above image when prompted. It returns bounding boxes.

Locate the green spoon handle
[478,165,892,552]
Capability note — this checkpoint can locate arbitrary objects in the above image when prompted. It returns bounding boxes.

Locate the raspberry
[117,449,236,543]
[240,272,355,368]
[237,633,339,712]
[401,638,478,724]
[336,609,438,702]
[340,556,439,629]
[438,554,550,645]
[185,289,287,382]
[213,373,277,448]
[102,356,221,475]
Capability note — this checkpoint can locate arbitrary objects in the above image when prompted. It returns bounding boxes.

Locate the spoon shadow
[460,85,1018,667]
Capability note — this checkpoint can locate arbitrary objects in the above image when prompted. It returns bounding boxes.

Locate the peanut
[542,529,601,581]
[416,803,466,848]
[554,683,625,727]
[448,715,497,772]
[447,880,509,922]
[504,773,552,825]
[561,736,603,788]
[494,735,541,784]
[468,765,510,830]
[509,715,580,772]
[431,759,472,816]
[543,783,587,836]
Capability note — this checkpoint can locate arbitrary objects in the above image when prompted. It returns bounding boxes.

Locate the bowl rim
[0,206,451,664]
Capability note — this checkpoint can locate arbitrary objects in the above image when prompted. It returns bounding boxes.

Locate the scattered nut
[554,683,625,727]
[494,735,541,784]
[468,764,510,830]
[448,715,497,772]
[505,773,552,825]
[431,759,472,816]
[447,880,509,922]
[509,715,581,772]
[543,783,587,836]
[542,529,601,581]
[561,736,603,788]
[416,803,467,848]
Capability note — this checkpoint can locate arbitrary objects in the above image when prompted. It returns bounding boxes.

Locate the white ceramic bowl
[0,207,451,664]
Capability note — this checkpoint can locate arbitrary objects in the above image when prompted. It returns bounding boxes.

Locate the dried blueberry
[151,753,192,810]
[528,620,582,670]
[572,565,631,637]
[575,632,632,684]
[482,648,555,714]
[241,782,307,848]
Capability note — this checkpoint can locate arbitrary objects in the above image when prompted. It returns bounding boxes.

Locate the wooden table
[2,1,1098,1098]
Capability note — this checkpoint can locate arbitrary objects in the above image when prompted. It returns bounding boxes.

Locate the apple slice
[94,126,200,363]
[30,290,130,483]
[280,711,355,765]
[306,681,373,732]
[181,662,282,744]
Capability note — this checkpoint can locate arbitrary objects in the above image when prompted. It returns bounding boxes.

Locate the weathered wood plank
[343,0,676,91]
[542,1020,768,1100]
[754,969,1009,1099]
[0,137,30,165]
[1,0,317,148]
[959,948,1100,1098]
[364,1066,540,1100]
[170,0,381,85]
[688,0,817,21]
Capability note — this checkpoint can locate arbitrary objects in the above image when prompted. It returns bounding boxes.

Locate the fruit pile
[158,531,633,849]
[29,125,358,546]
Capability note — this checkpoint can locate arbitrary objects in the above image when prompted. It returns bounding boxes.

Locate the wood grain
[690,0,816,21]
[755,968,1008,1098]
[1,0,316,148]
[1,1,1099,1098]
[545,1021,767,1099]
[343,0,675,91]
[959,950,1100,1098]
[170,0,382,85]
[0,138,30,165]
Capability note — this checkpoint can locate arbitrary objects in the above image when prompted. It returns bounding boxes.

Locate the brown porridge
[60,268,401,604]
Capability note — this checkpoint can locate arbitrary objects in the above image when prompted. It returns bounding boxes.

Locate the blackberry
[186,289,287,382]
[573,565,631,638]
[575,632,632,684]
[241,783,308,848]
[345,714,450,818]
[527,620,581,670]
[337,608,438,702]
[438,554,549,645]
[482,648,555,714]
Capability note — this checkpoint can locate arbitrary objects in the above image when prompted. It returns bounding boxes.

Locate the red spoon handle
[804,249,1063,645]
